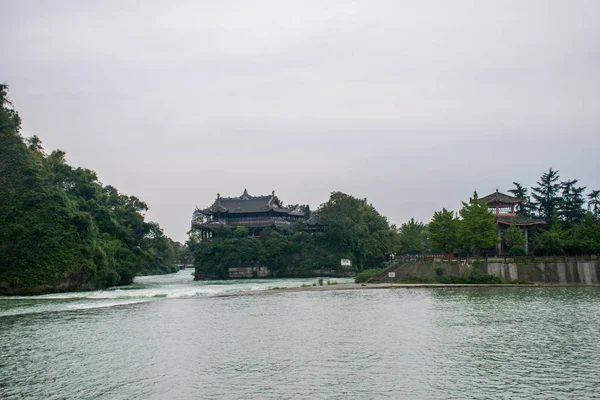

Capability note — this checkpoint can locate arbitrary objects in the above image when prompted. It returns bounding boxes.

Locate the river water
[1,270,599,399]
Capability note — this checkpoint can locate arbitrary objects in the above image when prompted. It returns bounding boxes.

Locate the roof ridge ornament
[267,190,276,208]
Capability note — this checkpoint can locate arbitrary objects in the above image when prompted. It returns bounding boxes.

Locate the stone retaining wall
[228,267,270,279]
[376,260,600,285]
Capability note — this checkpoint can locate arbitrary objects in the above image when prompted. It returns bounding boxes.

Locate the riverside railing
[393,254,599,264]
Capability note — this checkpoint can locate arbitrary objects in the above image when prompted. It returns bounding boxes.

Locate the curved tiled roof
[305,211,322,226]
[479,190,526,205]
[199,189,297,215]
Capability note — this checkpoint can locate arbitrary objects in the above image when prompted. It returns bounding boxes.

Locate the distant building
[304,211,324,233]
[193,189,305,239]
[478,189,546,254]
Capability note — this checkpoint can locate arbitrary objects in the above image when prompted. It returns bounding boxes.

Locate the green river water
[1,270,599,399]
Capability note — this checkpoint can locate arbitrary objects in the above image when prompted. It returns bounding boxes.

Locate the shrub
[534,231,565,256]
[400,273,436,284]
[508,245,527,257]
[439,273,502,284]
[469,273,503,284]
[438,275,467,284]
[354,268,382,283]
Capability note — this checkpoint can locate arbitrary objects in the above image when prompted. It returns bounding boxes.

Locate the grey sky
[2,0,599,242]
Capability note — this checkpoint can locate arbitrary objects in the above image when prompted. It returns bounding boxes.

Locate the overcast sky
[2,0,599,242]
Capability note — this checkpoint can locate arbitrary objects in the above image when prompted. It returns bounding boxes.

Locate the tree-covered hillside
[0,84,177,295]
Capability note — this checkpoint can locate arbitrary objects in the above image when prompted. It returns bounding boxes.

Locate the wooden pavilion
[193,189,305,239]
[478,189,546,254]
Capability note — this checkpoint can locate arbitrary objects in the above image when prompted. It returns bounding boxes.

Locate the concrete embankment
[374,259,600,285]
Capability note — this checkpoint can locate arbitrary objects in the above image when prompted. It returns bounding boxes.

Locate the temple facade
[193,189,305,239]
[479,190,546,254]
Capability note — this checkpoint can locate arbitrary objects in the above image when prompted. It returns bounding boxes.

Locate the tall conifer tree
[508,182,534,217]
[531,168,561,223]
[558,179,586,225]
[587,190,600,221]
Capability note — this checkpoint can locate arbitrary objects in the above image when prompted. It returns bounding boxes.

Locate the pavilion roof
[479,190,526,205]
[198,189,297,215]
[305,211,322,226]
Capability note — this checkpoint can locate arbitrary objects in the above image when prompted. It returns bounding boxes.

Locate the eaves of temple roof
[479,189,527,205]
[198,189,297,215]
[495,215,546,227]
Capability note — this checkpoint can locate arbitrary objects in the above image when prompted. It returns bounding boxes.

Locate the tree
[458,192,497,255]
[304,204,311,218]
[533,213,565,256]
[587,190,600,221]
[319,192,395,269]
[531,168,561,222]
[233,226,249,238]
[427,209,458,254]
[564,212,600,254]
[399,218,426,254]
[534,231,564,256]
[0,84,109,293]
[507,182,534,217]
[0,84,177,294]
[558,179,586,225]
[503,221,525,248]
[25,135,45,154]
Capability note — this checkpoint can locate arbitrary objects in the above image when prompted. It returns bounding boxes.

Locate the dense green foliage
[531,168,561,222]
[427,209,458,254]
[558,179,586,224]
[534,230,565,256]
[437,273,503,284]
[563,213,600,254]
[588,190,600,221]
[398,218,426,254]
[508,245,527,257]
[192,192,400,279]
[0,85,176,294]
[508,169,599,256]
[503,222,525,248]
[354,268,382,283]
[422,169,600,257]
[458,192,497,255]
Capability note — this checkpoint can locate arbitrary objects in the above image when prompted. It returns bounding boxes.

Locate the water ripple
[1,283,600,399]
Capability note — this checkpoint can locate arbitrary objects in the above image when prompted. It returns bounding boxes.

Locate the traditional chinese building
[479,189,546,254]
[193,189,305,239]
[304,211,324,233]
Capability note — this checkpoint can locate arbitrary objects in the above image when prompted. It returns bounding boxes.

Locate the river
[1,270,599,399]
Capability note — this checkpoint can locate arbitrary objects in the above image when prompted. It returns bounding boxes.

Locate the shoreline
[217,282,600,297]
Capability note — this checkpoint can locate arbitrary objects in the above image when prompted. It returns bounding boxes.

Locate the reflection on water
[1,273,599,399]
